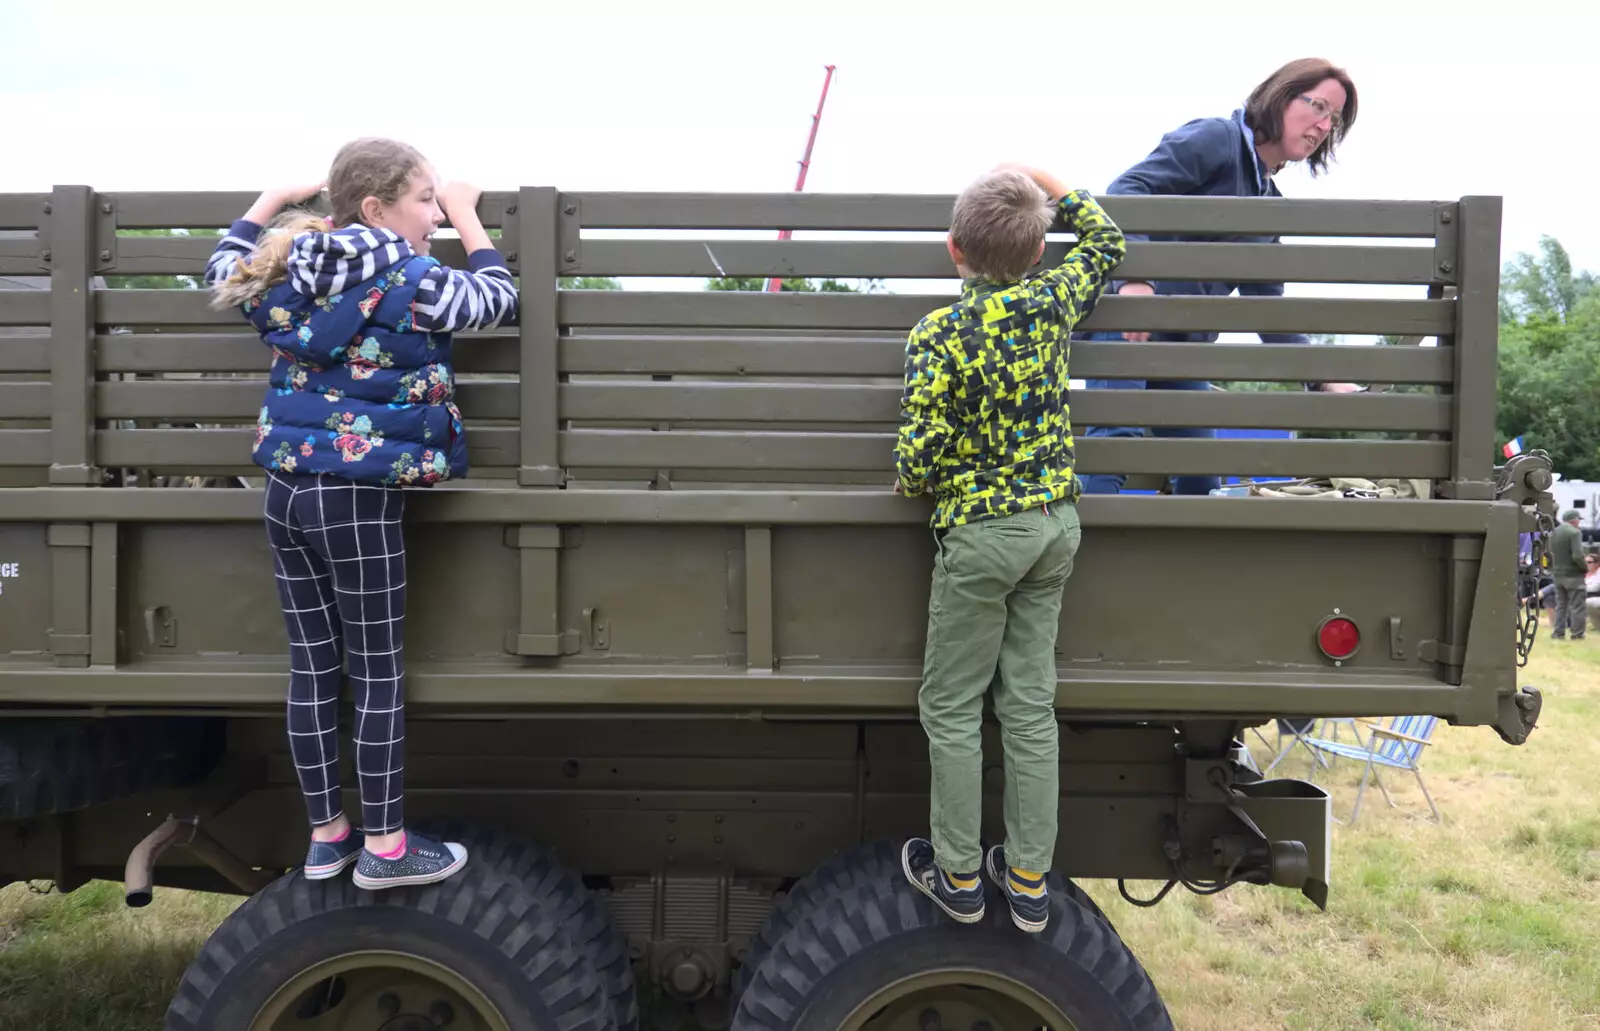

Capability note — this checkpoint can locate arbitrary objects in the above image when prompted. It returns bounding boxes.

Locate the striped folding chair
[1303,715,1440,824]
[1260,717,1368,775]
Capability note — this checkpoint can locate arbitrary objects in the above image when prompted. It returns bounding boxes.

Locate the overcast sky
[2,2,1590,282]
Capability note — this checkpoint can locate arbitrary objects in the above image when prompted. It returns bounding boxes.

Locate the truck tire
[164,865,612,1031]
[422,820,639,1031]
[731,838,1114,1004]
[0,717,222,820]
[732,849,1172,1031]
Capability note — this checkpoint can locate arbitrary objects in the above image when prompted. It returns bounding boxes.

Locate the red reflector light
[1317,616,1361,660]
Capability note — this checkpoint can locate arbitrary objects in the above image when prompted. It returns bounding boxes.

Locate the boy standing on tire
[896,164,1125,931]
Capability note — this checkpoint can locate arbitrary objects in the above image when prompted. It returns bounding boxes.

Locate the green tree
[1500,236,1598,323]
[1496,306,1600,479]
[559,276,622,290]
[105,228,221,290]
[1495,237,1600,478]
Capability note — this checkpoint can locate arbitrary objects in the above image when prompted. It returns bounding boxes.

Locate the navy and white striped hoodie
[205,220,518,486]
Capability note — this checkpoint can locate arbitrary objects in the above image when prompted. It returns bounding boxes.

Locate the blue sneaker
[985,844,1049,932]
[303,831,361,881]
[352,830,468,891]
[901,838,985,924]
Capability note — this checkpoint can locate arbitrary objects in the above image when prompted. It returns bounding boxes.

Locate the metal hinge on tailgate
[1418,639,1466,667]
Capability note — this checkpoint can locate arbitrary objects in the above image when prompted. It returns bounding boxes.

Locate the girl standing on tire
[204,138,518,889]
[1078,57,1361,496]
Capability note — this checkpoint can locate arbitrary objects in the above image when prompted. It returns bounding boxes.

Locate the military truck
[0,185,1555,1031]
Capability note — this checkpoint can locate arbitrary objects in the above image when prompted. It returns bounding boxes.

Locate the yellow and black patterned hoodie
[895,189,1125,527]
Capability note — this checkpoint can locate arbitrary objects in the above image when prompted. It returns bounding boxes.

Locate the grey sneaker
[352,831,468,891]
[901,837,984,924]
[985,844,1049,933]
[303,831,361,881]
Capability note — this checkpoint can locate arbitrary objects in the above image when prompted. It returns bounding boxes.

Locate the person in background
[1549,510,1586,641]
[1078,57,1362,497]
[1517,531,1539,608]
[1584,553,1600,633]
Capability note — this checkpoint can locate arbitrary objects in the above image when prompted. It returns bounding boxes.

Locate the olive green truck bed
[0,188,1554,1031]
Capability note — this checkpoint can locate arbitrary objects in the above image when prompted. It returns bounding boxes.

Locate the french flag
[1503,436,1525,458]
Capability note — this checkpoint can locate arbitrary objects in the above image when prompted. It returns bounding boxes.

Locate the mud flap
[1230,777,1332,910]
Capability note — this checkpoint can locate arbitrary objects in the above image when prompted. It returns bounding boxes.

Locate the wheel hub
[249,951,507,1031]
[843,974,1076,1031]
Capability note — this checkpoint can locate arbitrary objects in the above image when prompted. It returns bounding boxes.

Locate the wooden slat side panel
[97,190,1444,237]
[0,430,50,466]
[559,292,1455,336]
[560,430,1451,478]
[0,291,49,326]
[572,193,1446,237]
[559,337,1457,384]
[95,427,520,469]
[1,334,52,373]
[109,235,501,276]
[0,383,52,420]
[106,192,518,231]
[89,427,1451,479]
[0,195,48,231]
[95,333,519,374]
[577,240,1439,284]
[94,379,1451,433]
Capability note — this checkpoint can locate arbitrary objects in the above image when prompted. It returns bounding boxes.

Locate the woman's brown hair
[1243,58,1358,177]
[210,137,428,309]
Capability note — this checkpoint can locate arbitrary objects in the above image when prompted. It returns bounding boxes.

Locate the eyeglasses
[1297,94,1344,131]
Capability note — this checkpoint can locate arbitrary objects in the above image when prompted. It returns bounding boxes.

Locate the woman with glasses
[1078,58,1361,497]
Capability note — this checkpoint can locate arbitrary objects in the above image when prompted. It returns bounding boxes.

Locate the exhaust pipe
[124,818,187,907]
[125,815,275,907]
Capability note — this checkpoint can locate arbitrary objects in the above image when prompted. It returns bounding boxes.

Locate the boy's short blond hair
[949,169,1055,282]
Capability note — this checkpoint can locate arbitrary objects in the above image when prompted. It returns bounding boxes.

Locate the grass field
[2,639,1597,1030]
[1087,636,1600,1030]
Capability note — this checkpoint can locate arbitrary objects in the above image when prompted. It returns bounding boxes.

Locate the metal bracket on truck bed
[1493,685,1542,746]
[1496,452,1557,513]
[1172,756,1332,909]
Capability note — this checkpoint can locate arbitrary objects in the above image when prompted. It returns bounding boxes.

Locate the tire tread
[732,841,1172,1031]
[732,838,1116,1001]
[163,864,611,1031]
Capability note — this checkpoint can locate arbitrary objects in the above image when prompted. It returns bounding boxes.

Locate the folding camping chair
[1259,717,1369,775]
[1303,715,1440,824]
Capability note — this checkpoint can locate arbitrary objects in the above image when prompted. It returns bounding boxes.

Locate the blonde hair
[210,137,429,310]
[949,169,1054,282]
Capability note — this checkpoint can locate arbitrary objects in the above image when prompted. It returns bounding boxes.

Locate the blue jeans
[1078,331,1220,496]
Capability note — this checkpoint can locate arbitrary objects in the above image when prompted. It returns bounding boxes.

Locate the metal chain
[1496,451,1555,668]
[1516,504,1555,667]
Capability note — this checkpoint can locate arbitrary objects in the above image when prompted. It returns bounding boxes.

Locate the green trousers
[919,502,1081,874]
